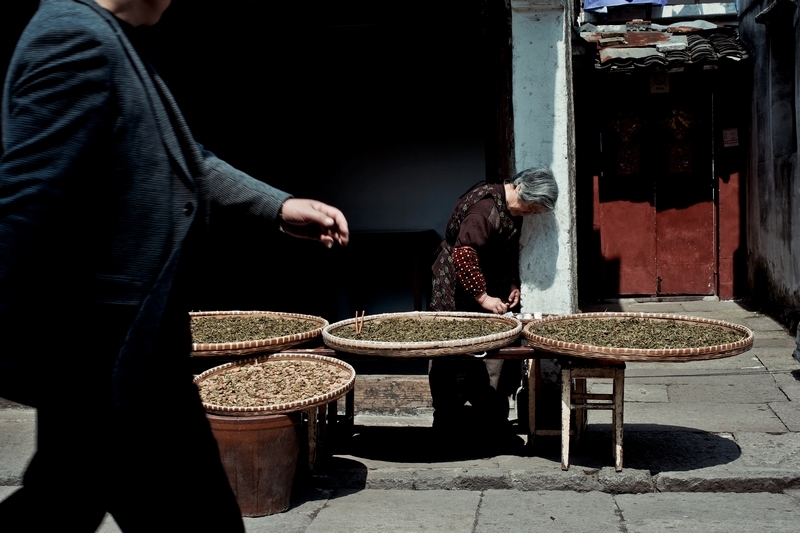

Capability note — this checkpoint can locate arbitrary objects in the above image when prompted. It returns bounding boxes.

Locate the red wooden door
[595,97,715,297]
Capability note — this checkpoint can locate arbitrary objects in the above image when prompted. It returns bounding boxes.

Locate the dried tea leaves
[529,318,746,349]
[332,317,512,342]
[198,359,351,408]
[191,315,319,344]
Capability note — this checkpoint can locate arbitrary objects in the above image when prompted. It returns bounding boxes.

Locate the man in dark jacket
[0,1,348,531]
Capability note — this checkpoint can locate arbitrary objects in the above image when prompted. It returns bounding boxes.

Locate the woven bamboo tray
[523,312,754,362]
[194,352,356,416]
[323,311,522,357]
[190,311,327,357]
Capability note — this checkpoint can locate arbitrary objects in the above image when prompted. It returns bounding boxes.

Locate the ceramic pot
[207,411,300,517]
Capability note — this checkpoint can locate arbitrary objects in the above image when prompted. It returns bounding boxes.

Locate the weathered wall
[511,0,578,314]
[738,1,800,314]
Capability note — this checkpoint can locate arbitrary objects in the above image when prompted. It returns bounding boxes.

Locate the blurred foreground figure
[0,1,348,531]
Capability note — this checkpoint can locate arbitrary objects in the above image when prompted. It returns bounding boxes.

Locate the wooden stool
[561,359,625,471]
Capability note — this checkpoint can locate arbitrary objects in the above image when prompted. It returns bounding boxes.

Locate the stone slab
[476,490,620,532]
[655,467,800,493]
[740,315,789,333]
[624,354,766,374]
[244,487,333,533]
[582,302,688,314]
[677,300,752,314]
[769,402,800,432]
[616,492,800,532]
[570,429,741,473]
[0,410,35,485]
[304,489,480,532]
[735,431,800,468]
[753,337,798,349]
[785,488,800,501]
[773,371,800,402]
[0,486,18,500]
[665,374,787,404]
[749,329,793,340]
[97,515,123,533]
[621,402,787,432]
[753,348,800,371]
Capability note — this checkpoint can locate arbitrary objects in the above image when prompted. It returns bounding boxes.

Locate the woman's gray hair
[512,167,558,211]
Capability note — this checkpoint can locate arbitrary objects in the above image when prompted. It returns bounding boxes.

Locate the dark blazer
[0,0,290,406]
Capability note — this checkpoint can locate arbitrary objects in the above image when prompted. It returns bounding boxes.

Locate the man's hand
[279,199,349,248]
[475,292,508,315]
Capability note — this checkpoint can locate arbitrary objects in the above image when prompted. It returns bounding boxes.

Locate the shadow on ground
[538,424,741,473]
[316,423,740,475]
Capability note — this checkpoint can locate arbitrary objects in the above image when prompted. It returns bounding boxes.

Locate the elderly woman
[428,168,558,454]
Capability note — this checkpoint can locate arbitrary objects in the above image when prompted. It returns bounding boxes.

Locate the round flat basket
[523,312,754,363]
[323,311,522,357]
[194,352,356,416]
[190,311,327,357]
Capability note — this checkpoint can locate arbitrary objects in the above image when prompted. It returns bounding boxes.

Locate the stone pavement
[2,299,800,531]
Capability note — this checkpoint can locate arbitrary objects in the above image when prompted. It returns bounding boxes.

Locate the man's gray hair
[512,167,558,211]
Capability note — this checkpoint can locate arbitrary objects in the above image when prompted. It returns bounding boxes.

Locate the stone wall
[738,0,800,322]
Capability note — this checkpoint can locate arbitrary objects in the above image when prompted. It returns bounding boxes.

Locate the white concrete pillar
[511,0,577,314]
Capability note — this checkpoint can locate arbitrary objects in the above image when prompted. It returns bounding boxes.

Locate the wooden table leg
[316,404,327,469]
[305,407,317,473]
[561,366,572,470]
[613,367,624,472]
[527,358,537,446]
[574,377,586,444]
[345,387,355,437]
[327,399,338,446]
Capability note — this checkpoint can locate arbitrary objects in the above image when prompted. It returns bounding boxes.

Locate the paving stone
[773,371,800,402]
[476,490,620,532]
[573,429,741,473]
[655,467,800,493]
[0,409,35,485]
[665,373,786,404]
[304,489,480,532]
[678,300,752,314]
[741,316,789,332]
[624,355,766,375]
[754,337,798,349]
[769,402,800,432]
[244,487,333,533]
[597,467,654,493]
[623,366,777,395]
[753,348,800,371]
[622,402,787,432]
[736,432,800,468]
[616,492,800,532]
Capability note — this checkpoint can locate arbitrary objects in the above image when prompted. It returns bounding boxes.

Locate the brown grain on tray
[197,359,352,408]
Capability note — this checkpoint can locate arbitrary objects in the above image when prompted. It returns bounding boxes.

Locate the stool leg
[317,405,327,468]
[613,368,624,471]
[574,377,586,444]
[561,367,571,470]
[306,407,317,473]
[327,400,338,446]
[345,387,355,437]
[527,359,538,447]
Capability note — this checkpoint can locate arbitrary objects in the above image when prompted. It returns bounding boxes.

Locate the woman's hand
[507,286,520,309]
[279,199,349,248]
[475,292,508,315]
